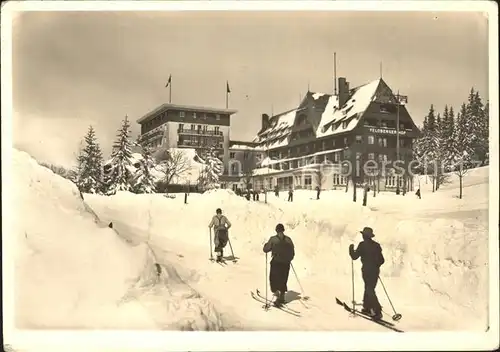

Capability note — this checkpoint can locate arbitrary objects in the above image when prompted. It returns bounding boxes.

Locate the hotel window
[230,152,235,159]
[305,145,309,153]
[180,111,185,118]
[378,137,387,147]
[191,124,195,130]
[179,123,184,132]
[355,135,363,144]
[216,114,221,120]
[356,152,362,160]
[344,137,348,146]
[215,126,220,135]
[378,154,388,162]
[368,153,375,160]
[333,152,339,163]
[342,121,348,129]
[368,135,375,144]
[380,121,388,128]
[202,125,208,132]
[193,112,197,119]
[321,141,326,150]
[332,139,336,147]
[287,149,291,157]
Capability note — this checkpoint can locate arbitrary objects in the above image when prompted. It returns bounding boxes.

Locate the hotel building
[248,77,421,192]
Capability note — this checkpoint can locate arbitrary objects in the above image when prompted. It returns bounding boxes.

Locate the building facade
[250,77,421,192]
[223,141,265,191]
[136,103,237,165]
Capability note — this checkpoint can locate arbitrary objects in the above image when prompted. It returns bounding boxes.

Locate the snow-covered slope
[85,167,490,332]
[10,149,223,330]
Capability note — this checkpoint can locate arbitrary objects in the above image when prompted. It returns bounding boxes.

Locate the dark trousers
[214,229,228,255]
[269,260,291,293]
[288,193,293,202]
[362,267,382,313]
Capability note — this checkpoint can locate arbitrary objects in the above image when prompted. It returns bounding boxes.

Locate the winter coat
[263,234,295,263]
[349,239,385,270]
[209,215,232,231]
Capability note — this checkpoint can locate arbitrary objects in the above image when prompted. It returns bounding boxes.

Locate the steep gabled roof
[253,78,395,150]
[316,78,381,138]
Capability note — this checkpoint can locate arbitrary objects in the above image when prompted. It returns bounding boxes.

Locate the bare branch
[154,148,192,185]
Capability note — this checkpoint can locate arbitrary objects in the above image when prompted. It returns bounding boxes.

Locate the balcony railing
[178,141,224,150]
[178,129,223,137]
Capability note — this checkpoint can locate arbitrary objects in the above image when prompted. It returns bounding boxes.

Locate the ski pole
[351,259,355,314]
[290,263,309,300]
[227,235,236,262]
[209,228,213,261]
[265,252,269,310]
[378,276,402,321]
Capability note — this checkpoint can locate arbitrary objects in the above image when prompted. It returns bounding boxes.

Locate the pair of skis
[335,298,404,332]
[209,257,238,266]
[250,289,301,317]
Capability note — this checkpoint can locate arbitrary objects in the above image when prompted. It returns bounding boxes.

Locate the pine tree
[75,125,104,194]
[132,144,157,194]
[105,116,135,195]
[450,104,474,199]
[464,88,488,166]
[482,100,489,165]
[418,105,440,191]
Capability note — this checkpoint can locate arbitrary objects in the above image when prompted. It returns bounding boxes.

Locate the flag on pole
[226,81,231,94]
[165,75,172,88]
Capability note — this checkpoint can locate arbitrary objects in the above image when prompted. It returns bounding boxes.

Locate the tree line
[413,87,489,198]
[42,116,223,196]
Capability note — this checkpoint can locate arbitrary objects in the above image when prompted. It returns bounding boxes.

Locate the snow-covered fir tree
[131,144,157,194]
[198,147,223,190]
[450,104,474,199]
[104,115,135,195]
[75,125,104,194]
[461,88,487,166]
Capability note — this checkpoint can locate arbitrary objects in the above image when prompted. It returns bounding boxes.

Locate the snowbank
[11,149,223,330]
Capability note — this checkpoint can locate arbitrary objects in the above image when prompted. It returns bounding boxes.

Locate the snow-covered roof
[229,144,266,152]
[253,78,383,150]
[316,78,381,138]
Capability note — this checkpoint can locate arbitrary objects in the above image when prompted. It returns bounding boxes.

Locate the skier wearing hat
[349,226,385,320]
[263,223,295,306]
[208,208,232,262]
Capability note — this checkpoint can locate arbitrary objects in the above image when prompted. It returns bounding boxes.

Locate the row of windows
[179,124,221,134]
[141,111,224,134]
[364,118,409,130]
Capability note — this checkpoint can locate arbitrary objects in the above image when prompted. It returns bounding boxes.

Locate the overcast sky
[11,10,489,167]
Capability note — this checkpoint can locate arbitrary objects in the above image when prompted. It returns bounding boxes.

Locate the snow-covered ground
[84,167,490,332]
[9,149,223,330]
[4,149,497,350]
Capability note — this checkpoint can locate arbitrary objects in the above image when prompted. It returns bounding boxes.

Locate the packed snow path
[86,173,489,331]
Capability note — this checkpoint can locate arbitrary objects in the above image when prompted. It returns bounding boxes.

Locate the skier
[208,208,232,262]
[288,187,294,202]
[263,223,295,306]
[349,226,385,320]
[415,188,421,199]
[274,185,279,197]
[316,185,321,200]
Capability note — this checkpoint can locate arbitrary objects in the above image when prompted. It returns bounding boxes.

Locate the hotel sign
[368,127,407,136]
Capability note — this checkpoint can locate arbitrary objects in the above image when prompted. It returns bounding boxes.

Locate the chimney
[338,77,350,107]
[262,113,270,131]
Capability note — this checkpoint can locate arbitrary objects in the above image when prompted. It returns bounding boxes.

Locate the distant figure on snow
[263,223,295,306]
[349,226,385,320]
[415,188,421,199]
[316,185,321,200]
[274,185,279,197]
[288,187,294,202]
[208,208,232,262]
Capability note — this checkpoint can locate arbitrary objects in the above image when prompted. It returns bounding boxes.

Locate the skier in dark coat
[349,226,385,320]
[287,187,294,202]
[208,208,232,262]
[274,185,279,197]
[263,223,295,306]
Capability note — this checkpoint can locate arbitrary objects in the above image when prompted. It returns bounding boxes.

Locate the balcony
[178,128,224,137]
[178,140,224,150]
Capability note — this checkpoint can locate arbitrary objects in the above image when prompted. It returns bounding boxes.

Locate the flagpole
[225,81,229,109]
[169,80,172,103]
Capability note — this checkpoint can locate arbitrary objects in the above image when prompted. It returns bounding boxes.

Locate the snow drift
[85,167,489,331]
[11,149,223,330]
